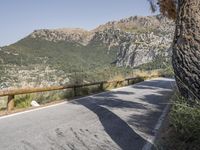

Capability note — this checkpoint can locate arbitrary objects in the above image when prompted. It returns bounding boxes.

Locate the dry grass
[105,75,127,90]
[133,69,162,79]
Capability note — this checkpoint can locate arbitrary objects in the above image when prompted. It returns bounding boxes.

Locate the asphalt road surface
[0,78,175,150]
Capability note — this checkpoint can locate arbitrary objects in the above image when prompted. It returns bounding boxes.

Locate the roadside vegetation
[157,92,200,150]
[0,68,165,112]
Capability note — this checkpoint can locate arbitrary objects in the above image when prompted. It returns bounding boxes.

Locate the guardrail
[0,77,145,112]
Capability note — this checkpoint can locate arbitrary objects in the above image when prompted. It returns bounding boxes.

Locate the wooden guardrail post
[74,86,77,97]
[7,95,15,112]
[100,82,104,91]
[127,79,130,85]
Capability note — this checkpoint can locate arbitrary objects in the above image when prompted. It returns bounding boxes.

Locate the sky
[0,0,156,46]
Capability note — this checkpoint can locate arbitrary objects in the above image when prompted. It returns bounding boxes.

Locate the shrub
[170,93,200,147]
[161,92,200,150]
[14,91,68,109]
[14,94,33,109]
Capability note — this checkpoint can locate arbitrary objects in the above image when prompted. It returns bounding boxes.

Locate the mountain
[94,15,174,67]
[0,15,174,88]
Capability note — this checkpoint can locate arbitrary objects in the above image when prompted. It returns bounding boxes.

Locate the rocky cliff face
[93,15,175,67]
[28,15,174,68]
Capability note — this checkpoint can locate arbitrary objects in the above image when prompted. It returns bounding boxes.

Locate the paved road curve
[0,78,175,150]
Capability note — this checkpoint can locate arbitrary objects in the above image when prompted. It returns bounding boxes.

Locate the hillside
[0,15,174,89]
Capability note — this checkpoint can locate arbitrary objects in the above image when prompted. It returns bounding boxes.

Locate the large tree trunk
[172,0,200,100]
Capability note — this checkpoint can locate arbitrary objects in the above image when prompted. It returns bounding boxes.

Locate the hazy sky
[0,0,156,46]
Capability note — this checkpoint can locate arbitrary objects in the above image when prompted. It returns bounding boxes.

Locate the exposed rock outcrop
[92,15,175,67]
[28,15,174,68]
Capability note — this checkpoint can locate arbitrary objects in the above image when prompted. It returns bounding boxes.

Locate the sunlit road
[0,78,175,150]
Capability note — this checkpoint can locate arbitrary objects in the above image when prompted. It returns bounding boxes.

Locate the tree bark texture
[172,0,200,100]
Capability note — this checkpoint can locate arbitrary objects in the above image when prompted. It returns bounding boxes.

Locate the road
[0,78,175,150]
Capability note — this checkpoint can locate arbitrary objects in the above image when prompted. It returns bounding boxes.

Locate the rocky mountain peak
[95,15,174,34]
[30,28,93,45]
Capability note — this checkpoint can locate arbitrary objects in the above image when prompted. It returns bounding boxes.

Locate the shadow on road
[72,78,175,150]
[132,79,175,90]
[73,98,150,150]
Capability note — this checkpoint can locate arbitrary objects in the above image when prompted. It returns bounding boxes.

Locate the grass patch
[132,69,162,79]
[14,90,72,109]
[157,92,200,150]
[0,97,7,110]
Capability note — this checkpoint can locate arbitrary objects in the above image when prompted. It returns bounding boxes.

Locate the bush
[163,92,200,150]
[15,94,33,109]
[14,91,68,109]
[171,94,200,146]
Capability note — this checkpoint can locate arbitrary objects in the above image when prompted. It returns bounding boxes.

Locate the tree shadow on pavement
[73,97,151,150]
[131,79,175,90]
[71,78,176,150]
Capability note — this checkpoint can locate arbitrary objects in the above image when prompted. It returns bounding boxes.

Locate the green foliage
[14,91,69,109]
[166,93,200,150]
[170,95,200,140]
[0,37,128,88]
[135,55,171,71]
[0,97,7,110]
[159,65,174,77]
[0,38,118,72]
[15,94,33,109]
